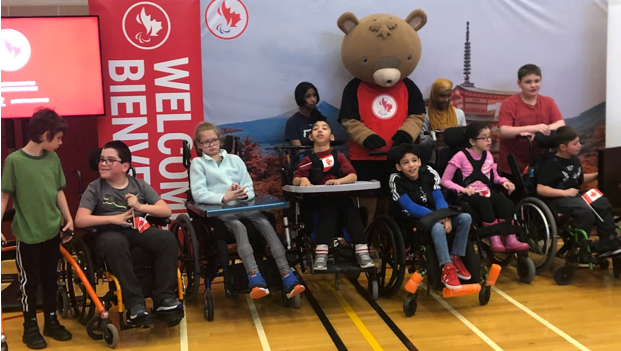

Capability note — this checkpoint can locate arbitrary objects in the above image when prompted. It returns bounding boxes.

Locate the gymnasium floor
[2,254,621,351]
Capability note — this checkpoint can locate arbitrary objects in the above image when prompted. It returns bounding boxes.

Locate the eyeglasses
[99,158,122,166]
[476,136,492,141]
[199,138,220,147]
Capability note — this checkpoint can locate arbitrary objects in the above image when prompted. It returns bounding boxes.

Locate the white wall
[607,0,621,148]
[2,0,86,5]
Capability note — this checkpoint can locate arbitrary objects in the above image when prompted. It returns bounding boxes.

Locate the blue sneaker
[128,303,149,322]
[282,270,305,298]
[248,271,269,299]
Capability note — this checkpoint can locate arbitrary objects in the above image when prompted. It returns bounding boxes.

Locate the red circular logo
[123,2,171,50]
[205,0,249,40]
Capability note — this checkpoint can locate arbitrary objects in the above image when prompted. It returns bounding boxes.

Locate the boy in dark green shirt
[1,108,74,349]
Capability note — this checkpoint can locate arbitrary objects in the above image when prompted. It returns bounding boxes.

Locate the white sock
[315,244,328,256]
[354,244,368,254]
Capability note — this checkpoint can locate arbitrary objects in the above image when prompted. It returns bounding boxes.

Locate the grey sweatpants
[218,211,290,274]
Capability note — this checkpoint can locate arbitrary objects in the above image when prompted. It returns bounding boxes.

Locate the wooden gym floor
[2,254,621,351]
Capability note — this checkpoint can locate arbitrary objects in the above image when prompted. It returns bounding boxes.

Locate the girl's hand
[125,194,142,211]
[502,181,516,195]
[461,186,476,196]
[299,178,312,187]
[325,179,342,186]
[443,218,452,234]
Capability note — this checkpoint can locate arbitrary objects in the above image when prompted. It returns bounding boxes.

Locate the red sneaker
[441,263,461,290]
[451,255,471,280]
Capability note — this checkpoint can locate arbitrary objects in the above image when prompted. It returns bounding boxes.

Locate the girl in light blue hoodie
[190,122,305,300]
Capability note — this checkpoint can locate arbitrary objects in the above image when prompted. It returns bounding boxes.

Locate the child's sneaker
[441,263,461,290]
[42,314,72,341]
[313,254,328,271]
[248,270,269,299]
[356,251,375,269]
[128,303,149,322]
[451,255,471,280]
[23,320,47,349]
[281,270,305,298]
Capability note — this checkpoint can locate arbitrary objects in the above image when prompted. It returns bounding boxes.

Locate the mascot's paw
[391,130,413,146]
[363,134,387,149]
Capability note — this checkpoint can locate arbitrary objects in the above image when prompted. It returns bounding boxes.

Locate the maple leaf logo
[136,7,163,37]
[4,39,20,58]
[326,158,332,165]
[380,98,393,113]
[218,2,242,27]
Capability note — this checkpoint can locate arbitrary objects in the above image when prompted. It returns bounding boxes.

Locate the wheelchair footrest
[311,262,373,275]
[442,283,480,298]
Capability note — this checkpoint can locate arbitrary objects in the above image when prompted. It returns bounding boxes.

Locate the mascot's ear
[405,9,427,31]
[337,12,359,34]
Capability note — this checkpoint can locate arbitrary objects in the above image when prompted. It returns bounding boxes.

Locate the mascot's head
[337,10,427,88]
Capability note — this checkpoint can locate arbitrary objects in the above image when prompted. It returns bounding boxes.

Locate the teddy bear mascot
[337,9,428,224]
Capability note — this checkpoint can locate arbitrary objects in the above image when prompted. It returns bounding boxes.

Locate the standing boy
[1,108,73,349]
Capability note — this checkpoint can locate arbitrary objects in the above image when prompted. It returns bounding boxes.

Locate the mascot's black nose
[386,80,393,84]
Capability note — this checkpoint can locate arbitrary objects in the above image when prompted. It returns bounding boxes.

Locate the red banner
[89,0,203,218]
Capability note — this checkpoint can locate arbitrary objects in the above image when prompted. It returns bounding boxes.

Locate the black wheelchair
[58,149,186,348]
[173,136,302,321]
[274,144,387,300]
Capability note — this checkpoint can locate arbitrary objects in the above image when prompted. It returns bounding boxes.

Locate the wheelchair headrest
[88,148,102,171]
[443,126,469,149]
[182,135,239,170]
[534,131,557,149]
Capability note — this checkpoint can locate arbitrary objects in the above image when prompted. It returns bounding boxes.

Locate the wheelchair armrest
[146,216,171,227]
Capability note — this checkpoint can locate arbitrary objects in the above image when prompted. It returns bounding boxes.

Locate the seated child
[537,126,621,253]
[190,122,305,299]
[389,143,473,289]
[440,122,529,253]
[75,141,183,322]
[292,120,374,271]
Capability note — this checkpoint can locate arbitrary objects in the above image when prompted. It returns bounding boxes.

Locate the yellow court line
[331,287,384,351]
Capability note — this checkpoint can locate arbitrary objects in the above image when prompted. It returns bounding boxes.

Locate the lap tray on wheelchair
[282,180,380,194]
[186,194,289,217]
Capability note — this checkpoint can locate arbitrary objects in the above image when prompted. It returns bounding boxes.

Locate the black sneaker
[42,314,72,342]
[23,321,47,350]
[128,303,149,321]
[154,298,183,313]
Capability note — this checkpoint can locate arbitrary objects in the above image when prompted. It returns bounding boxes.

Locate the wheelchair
[274,144,387,300]
[435,127,537,284]
[57,150,186,348]
[175,137,302,321]
[510,133,621,284]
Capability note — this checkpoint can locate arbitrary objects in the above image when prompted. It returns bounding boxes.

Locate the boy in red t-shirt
[498,64,565,179]
[293,120,374,271]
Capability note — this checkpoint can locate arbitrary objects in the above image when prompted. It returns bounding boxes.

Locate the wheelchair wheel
[172,214,201,303]
[101,320,119,349]
[366,215,406,297]
[515,197,558,274]
[479,285,491,306]
[86,316,105,340]
[598,258,610,270]
[553,264,575,285]
[1,341,6,351]
[56,287,69,319]
[403,294,417,317]
[517,256,536,284]
[62,238,96,325]
[613,257,621,278]
[204,295,214,321]
[368,279,379,301]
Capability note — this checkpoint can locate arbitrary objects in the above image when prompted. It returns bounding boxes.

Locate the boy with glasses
[75,141,183,323]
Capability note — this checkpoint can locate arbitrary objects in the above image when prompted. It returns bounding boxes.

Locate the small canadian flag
[321,154,335,171]
[582,188,603,204]
[133,215,151,233]
[581,189,605,222]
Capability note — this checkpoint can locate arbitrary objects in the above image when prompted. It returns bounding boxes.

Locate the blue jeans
[430,213,472,267]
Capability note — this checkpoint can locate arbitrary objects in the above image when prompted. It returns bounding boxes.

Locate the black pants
[549,195,616,239]
[461,190,514,223]
[16,234,61,321]
[315,196,366,245]
[94,227,177,309]
[501,171,524,204]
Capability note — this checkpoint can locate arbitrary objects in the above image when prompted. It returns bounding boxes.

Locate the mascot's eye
[362,57,368,63]
[407,54,412,60]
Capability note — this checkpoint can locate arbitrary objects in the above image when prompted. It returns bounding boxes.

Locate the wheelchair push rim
[515,197,558,274]
[366,215,406,298]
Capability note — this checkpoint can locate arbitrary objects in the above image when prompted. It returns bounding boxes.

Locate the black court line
[294,270,348,351]
[348,278,419,351]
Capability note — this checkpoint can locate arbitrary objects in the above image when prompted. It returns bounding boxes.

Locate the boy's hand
[125,194,142,211]
[534,124,550,135]
[564,188,580,197]
[60,229,73,244]
[111,209,133,226]
[325,178,342,186]
[443,218,452,234]
[1,233,6,245]
[299,178,312,187]
[518,132,535,139]
[502,181,515,195]
[460,186,476,196]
